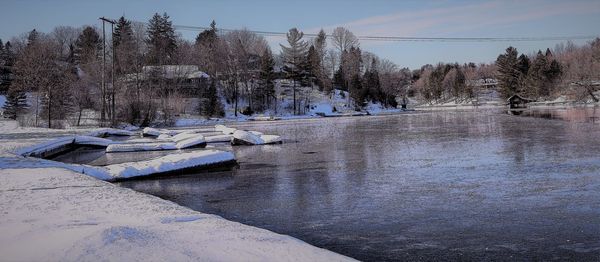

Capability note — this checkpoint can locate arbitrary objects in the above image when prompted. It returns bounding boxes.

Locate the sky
[1,0,600,69]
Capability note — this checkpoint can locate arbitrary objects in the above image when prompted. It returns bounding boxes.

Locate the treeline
[496,39,600,101]
[412,62,496,103]
[496,47,562,99]
[1,13,410,128]
[409,39,600,104]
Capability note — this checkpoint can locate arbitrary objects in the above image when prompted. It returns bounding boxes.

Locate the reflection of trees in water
[498,113,568,167]
[511,107,600,124]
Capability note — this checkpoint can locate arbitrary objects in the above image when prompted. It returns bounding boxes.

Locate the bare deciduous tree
[331,27,359,54]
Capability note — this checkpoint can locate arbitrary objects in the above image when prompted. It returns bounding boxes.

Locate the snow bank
[103,150,235,180]
[0,156,113,181]
[0,167,353,261]
[105,142,177,153]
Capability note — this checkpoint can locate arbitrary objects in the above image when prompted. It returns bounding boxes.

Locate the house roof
[506,94,535,102]
[142,65,209,79]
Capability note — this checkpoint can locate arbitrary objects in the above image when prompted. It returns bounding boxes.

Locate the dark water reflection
[119,108,600,261]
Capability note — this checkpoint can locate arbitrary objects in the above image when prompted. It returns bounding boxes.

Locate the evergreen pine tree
[516,54,530,94]
[526,51,549,97]
[113,16,136,75]
[349,74,364,109]
[259,48,276,110]
[27,29,39,46]
[0,39,5,92]
[363,58,381,103]
[307,45,326,90]
[198,79,224,118]
[195,20,220,77]
[195,20,218,46]
[333,64,346,90]
[280,28,308,114]
[2,86,28,120]
[0,39,4,61]
[74,26,101,65]
[113,16,133,47]
[496,46,520,99]
[146,13,177,65]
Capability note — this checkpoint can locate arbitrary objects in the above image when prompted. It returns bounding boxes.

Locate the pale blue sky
[1,0,599,68]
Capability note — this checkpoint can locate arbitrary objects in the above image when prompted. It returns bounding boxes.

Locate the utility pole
[100,18,106,126]
[99,17,116,127]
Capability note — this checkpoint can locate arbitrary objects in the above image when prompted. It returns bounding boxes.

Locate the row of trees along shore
[1,13,599,128]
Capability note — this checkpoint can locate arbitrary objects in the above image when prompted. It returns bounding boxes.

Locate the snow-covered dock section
[86,128,136,137]
[102,150,235,181]
[0,167,354,261]
[106,132,207,152]
[232,130,283,145]
[213,125,282,145]
[17,136,117,158]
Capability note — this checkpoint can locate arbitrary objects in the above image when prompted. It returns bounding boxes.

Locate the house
[126,65,210,97]
[507,94,535,109]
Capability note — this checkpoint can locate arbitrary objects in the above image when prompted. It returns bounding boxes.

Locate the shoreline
[0,121,355,261]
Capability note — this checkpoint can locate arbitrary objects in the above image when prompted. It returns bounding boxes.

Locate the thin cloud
[308,0,600,37]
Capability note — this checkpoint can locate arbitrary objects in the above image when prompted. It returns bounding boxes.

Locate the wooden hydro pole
[99,17,116,127]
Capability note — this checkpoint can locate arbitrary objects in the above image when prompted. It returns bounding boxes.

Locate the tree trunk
[234,80,238,117]
[77,107,82,126]
[35,93,39,127]
[293,79,297,115]
[47,94,51,129]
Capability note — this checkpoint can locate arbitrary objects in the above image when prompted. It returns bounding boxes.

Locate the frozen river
[119,108,600,261]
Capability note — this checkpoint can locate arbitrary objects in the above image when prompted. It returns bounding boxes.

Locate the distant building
[467,78,498,89]
[507,94,535,109]
[125,65,210,96]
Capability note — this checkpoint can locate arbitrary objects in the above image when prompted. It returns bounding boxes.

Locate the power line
[165,23,598,42]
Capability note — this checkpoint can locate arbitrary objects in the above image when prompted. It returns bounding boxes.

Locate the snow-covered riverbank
[0,120,354,261]
[0,167,352,261]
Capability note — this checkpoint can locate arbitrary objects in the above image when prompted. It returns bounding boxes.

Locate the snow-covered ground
[0,168,352,261]
[175,86,406,127]
[0,120,353,261]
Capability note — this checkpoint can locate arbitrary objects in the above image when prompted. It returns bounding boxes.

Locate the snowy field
[0,119,353,261]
